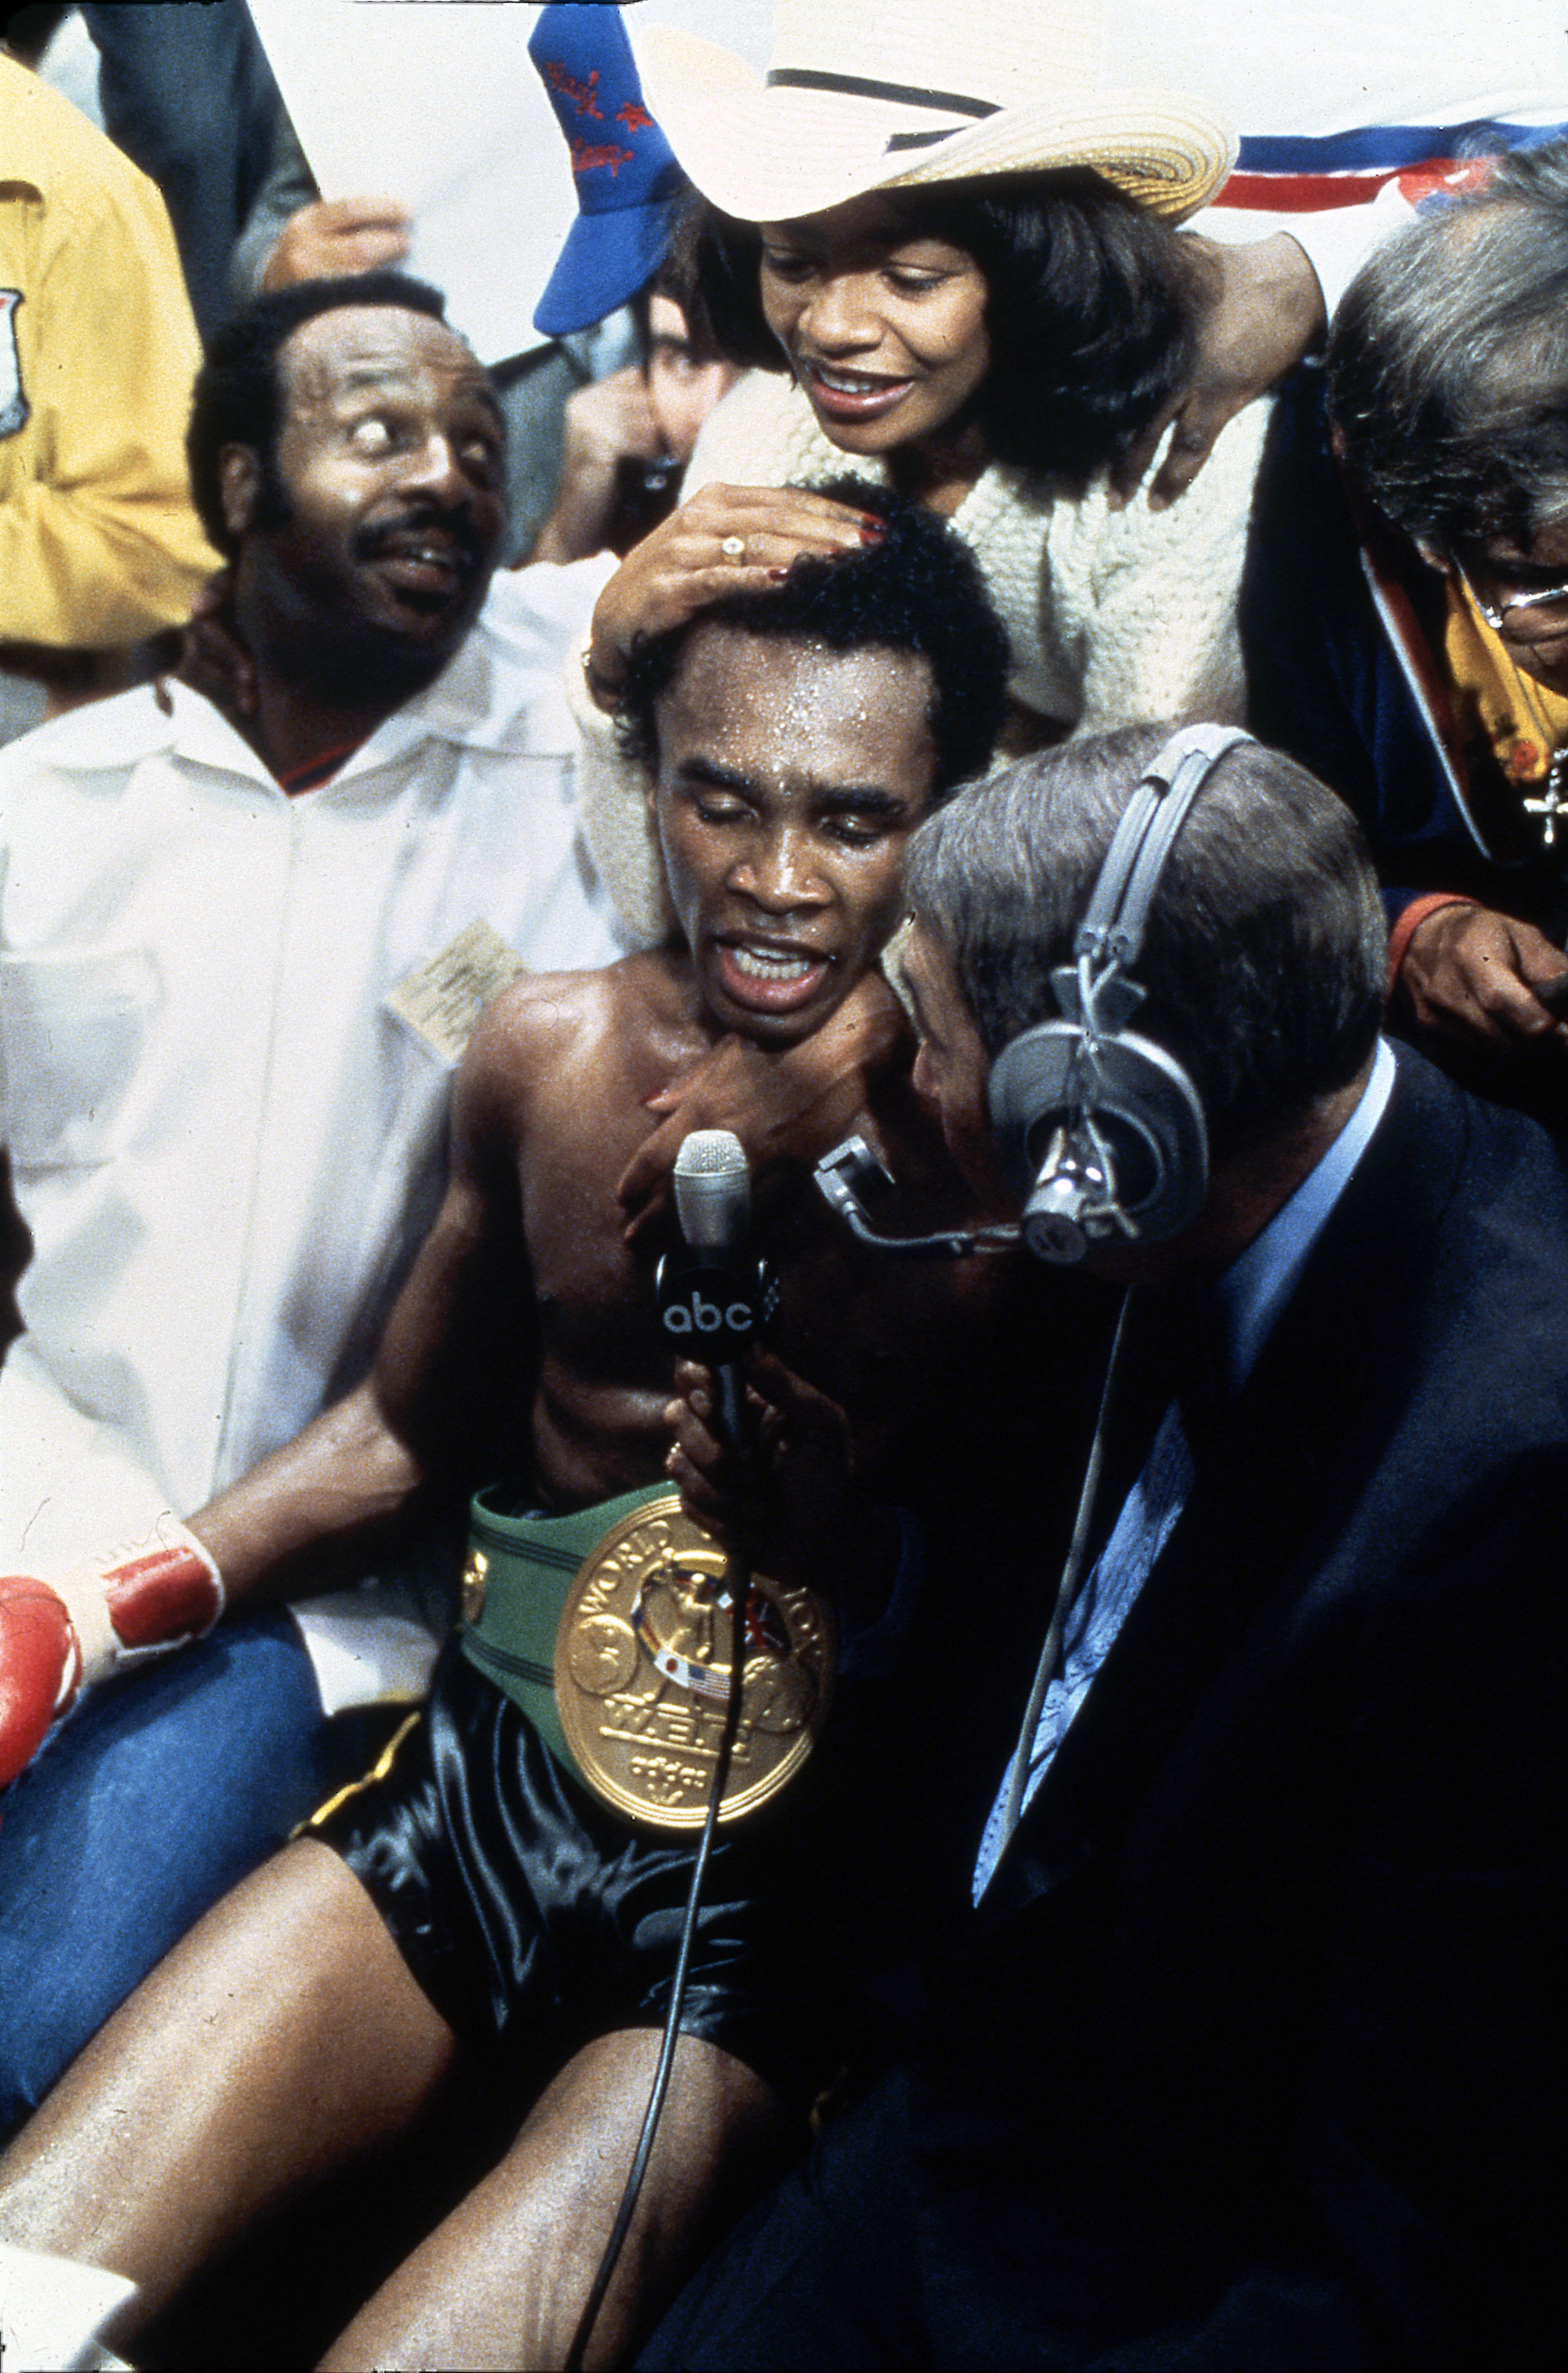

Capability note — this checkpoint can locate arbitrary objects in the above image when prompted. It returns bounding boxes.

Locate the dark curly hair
[670,175,1201,487]
[616,479,1011,798]
[186,272,454,556]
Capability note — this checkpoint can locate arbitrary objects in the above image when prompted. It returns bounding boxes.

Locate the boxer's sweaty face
[651,624,937,1047]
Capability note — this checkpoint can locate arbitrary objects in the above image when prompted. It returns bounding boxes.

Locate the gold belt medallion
[555,1490,835,1830]
[460,1547,489,1625]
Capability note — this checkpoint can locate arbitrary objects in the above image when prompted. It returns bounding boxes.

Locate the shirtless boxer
[0,495,1016,2372]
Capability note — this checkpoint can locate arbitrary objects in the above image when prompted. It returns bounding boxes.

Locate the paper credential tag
[384,918,530,1066]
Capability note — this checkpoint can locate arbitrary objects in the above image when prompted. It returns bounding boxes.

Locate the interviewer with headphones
[656,724,1568,2371]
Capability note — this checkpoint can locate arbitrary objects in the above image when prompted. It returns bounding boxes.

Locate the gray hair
[904,725,1388,1154]
[1328,140,1568,549]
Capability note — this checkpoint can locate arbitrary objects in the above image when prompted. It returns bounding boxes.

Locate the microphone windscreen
[672,1129,749,1254]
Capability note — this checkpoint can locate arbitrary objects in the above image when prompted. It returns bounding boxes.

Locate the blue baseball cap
[530,4,685,338]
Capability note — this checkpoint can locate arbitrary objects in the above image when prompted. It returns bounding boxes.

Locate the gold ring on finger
[720,534,746,563]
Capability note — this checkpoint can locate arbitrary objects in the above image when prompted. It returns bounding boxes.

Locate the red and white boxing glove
[0,1522,223,1787]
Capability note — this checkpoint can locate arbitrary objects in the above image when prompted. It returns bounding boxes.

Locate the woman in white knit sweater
[571,0,1289,938]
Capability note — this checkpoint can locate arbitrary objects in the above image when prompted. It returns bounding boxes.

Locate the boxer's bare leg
[322,2027,799,2373]
[0,1838,457,2341]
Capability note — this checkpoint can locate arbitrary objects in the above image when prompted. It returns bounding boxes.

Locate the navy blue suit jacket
[905,1051,1568,2369]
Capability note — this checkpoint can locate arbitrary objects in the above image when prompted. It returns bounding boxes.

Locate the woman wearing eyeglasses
[1246,139,1568,1107]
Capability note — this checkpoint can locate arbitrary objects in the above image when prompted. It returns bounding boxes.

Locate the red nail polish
[768,565,790,581]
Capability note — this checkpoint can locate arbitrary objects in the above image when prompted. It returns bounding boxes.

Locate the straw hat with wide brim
[629,0,1235,229]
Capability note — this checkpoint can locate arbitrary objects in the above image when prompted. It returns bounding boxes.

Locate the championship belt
[460,1484,834,1832]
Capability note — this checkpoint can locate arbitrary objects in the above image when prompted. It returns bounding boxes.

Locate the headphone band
[1077,725,1253,973]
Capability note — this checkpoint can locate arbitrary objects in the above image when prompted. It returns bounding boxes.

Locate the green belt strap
[458,1481,672,1774]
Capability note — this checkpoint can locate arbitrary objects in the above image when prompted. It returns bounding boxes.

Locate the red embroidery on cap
[545,61,602,120]
[616,101,654,133]
[571,140,634,179]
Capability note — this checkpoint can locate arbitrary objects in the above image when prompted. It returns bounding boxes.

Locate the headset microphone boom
[816,724,1253,1264]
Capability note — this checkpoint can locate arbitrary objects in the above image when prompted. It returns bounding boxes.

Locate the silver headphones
[813,724,1253,1265]
[985,722,1252,1262]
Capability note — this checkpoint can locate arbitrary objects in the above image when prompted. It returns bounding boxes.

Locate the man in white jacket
[0,268,633,2132]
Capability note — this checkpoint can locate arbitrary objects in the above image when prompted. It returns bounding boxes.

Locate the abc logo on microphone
[656,1253,777,1362]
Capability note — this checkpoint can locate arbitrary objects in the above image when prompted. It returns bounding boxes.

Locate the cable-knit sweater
[571,369,1270,941]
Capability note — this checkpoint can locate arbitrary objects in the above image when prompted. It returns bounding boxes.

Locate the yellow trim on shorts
[292,1708,424,1840]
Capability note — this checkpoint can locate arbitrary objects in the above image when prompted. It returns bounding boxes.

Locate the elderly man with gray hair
[1244,138,1568,1108]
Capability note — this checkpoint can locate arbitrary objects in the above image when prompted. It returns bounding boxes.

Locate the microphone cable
[567,1130,763,2366]
[562,1556,749,2372]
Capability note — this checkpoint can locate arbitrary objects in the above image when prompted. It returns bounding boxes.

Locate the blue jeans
[0,1610,390,2137]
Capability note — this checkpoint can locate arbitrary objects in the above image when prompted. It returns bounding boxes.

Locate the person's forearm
[189,1381,429,1605]
[0,1384,433,1790]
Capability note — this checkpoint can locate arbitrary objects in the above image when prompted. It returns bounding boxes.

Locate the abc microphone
[661,1129,774,1447]
[672,1127,750,1262]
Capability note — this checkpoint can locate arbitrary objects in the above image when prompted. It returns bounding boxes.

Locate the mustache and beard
[246,449,496,703]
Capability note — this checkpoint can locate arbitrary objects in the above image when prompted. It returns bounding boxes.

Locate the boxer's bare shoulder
[461,952,715,1161]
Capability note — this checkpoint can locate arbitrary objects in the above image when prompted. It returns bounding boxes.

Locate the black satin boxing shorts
[308,1637,849,2104]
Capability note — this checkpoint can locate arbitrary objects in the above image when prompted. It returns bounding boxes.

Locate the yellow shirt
[0,56,217,647]
[1442,570,1568,797]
